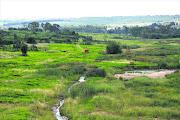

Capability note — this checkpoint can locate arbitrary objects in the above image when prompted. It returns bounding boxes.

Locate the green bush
[70,83,96,98]
[86,68,106,77]
[157,61,167,69]
[73,65,87,74]
[106,41,122,54]
[21,44,28,56]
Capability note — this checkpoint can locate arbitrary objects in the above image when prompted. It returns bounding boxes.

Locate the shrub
[106,41,122,54]
[86,68,106,77]
[21,44,28,56]
[70,83,96,98]
[27,37,37,44]
[30,45,38,51]
[122,44,140,49]
[73,65,87,74]
[96,85,112,93]
[157,61,167,69]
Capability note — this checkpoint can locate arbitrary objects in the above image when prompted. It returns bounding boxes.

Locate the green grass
[0,32,180,119]
[61,72,180,120]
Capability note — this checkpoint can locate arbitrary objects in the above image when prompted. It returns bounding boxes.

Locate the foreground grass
[61,71,180,120]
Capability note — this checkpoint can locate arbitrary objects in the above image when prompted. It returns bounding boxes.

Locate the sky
[0,0,180,20]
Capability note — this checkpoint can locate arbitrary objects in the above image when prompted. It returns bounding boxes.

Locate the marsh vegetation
[0,21,180,120]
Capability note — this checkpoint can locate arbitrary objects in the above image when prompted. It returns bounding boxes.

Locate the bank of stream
[52,76,86,120]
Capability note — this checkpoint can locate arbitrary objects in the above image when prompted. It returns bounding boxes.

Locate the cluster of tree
[0,22,94,55]
[1,22,82,45]
[59,25,107,33]
[107,22,180,39]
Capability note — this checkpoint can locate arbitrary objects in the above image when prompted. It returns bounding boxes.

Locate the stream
[53,76,86,120]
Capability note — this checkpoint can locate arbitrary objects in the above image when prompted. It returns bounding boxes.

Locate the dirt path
[36,53,72,65]
[115,70,175,79]
[76,44,84,51]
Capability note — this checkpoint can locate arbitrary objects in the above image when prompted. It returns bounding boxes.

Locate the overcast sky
[0,0,180,20]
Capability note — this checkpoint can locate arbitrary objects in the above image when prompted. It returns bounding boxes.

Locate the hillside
[1,15,180,28]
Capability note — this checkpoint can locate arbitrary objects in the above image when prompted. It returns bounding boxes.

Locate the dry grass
[0,103,29,108]
[29,88,55,97]
[57,65,69,70]
[104,59,133,63]
[36,59,53,64]
[53,83,64,92]
[76,44,84,51]
[22,74,33,78]
[12,68,36,72]
[33,43,49,47]
[0,52,20,59]
[33,100,48,109]
[5,80,19,83]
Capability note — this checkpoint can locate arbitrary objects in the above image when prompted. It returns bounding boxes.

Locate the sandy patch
[36,53,72,65]
[12,68,36,72]
[0,52,20,59]
[36,59,53,64]
[115,70,175,79]
[104,60,132,63]
[76,44,84,51]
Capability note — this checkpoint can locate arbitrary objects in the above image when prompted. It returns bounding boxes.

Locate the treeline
[0,22,96,52]
[59,25,107,33]
[107,22,180,39]
[48,22,180,39]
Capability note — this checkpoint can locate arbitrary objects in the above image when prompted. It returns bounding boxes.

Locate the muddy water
[53,76,85,120]
[125,70,158,74]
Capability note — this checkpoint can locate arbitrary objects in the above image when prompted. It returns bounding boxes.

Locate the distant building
[85,49,89,53]
[41,49,48,51]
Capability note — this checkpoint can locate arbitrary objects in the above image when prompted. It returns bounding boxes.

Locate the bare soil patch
[36,59,53,64]
[115,70,175,79]
[104,60,133,63]
[76,44,84,51]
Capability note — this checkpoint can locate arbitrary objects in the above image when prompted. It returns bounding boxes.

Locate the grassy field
[0,33,180,120]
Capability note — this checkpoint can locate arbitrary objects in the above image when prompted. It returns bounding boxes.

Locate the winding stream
[53,76,86,120]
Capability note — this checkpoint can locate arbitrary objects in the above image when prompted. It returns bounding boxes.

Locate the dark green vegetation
[107,22,180,39]
[21,44,28,56]
[0,22,180,120]
[106,41,122,54]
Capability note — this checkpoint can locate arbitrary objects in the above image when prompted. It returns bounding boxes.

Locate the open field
[0,32,180,120]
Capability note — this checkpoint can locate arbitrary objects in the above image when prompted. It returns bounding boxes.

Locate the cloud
[0,0,179,20]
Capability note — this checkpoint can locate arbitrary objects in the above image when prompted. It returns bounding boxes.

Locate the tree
[27,37,36,44]
[14,33,18,40]
[130,26,141,37]
[106,41,122,54]
[44,22,52,32]
[28,22,39,31]
[103,35,108,41]
[27,37,38,51]
[21,44,28,56]
[13,39,23,51]
[123,26,129,36]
